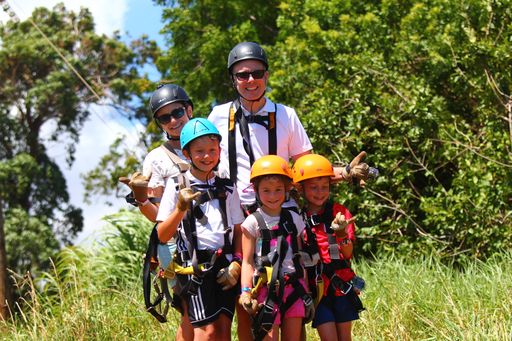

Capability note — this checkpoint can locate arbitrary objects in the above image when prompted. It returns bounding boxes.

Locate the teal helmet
[180,118,221,150]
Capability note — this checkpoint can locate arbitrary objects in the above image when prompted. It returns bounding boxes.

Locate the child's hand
[302,293,315,323]
[177,188,201,211]
[239,292,261,315]
[216,261,241,290]
[331,212,356,238]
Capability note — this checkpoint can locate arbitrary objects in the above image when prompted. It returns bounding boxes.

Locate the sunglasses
[234,69,266,81]
[155,107,186,124]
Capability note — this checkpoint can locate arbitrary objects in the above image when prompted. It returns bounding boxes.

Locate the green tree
[0,4,156,318]
[270,0,512,259]
[153,0,280,115]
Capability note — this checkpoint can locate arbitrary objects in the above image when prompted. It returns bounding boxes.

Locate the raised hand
[176,188,201,211]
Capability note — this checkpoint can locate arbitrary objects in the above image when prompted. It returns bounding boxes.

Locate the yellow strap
[268,111,275,130]
[229,105,236,131]
[265,266,273,281]
[162,261,206,279]
[315,278,324,307]
[251,266,272,297]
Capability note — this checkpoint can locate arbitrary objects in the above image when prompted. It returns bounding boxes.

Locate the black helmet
[227,42,268,73]
[150,84,193,115]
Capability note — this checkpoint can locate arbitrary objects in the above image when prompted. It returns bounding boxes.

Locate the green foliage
[152,0,281,115]
[0,210,180,339]
[270,0,512,259]
[81,137,146,205]
[4,208,59,275]
[0,4,158,308]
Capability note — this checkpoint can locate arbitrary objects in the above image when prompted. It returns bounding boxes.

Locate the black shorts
[176,256,238,327]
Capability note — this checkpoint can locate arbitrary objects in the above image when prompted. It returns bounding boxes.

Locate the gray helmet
[149,84,193,115]
[227,42,268,73]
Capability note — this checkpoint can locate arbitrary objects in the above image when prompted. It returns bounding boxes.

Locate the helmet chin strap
[190,159,220,176]
[166,132,180,141]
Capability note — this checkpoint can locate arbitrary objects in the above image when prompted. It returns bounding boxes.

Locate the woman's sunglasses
[155,107,186,124]
[234,69,266,81]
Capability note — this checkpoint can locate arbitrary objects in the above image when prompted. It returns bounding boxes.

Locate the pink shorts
[257,278,306,325]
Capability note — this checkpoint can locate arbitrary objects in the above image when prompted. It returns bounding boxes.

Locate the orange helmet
[292,154,334,183]
[250,155,292,182]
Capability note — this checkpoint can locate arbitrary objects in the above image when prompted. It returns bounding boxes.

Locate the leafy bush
[268,0,512,260]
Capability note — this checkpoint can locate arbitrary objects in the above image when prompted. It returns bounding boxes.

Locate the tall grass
[1,212,511,340]
[354,253,512,340]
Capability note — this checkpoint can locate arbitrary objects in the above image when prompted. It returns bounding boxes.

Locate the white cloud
[43,104,144,246]
[1,0,128,35]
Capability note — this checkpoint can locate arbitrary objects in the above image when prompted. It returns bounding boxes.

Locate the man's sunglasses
[155,107,186,124]
[234,69,266,81]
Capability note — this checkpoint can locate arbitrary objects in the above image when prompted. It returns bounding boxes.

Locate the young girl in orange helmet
[239,155,313,341]
[292,154,365,341]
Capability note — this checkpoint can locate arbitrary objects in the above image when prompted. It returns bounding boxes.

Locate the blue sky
[1,1,166,245]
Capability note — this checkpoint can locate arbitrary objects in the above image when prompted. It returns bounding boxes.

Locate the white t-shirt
[208,98,312,205]
[156,171,245,252]
[142,144,186,189]
[242,208,305,275]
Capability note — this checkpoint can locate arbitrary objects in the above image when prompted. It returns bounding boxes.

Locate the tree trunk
[0,196,11,321]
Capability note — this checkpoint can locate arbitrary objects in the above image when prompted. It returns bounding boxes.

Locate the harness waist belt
[321,260,350,277]
[178,249,218,263]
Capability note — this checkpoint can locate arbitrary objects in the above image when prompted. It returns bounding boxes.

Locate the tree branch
[365,188,450,245]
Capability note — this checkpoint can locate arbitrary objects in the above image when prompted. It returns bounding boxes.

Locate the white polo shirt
[208,98,312,205]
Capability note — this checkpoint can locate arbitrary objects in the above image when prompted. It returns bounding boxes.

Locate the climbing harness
[227,99,277,183]
[301,201,365,312]
[250,209,308,341]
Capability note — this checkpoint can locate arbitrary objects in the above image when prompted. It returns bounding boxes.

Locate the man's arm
[291,150,312,162]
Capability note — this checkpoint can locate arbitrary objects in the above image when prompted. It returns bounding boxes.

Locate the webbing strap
[215,177,232,254]
[142,225,171,323]
[278,277,306,316]
[253,211,270,256]
[268,109,277,155]
[161,142,190,173]
[227,100,277,183]
[181,177,233,275]
[301,210,320,256]
[268,230,288,303]
[228,100,242,183]
[251,210,302,341]
[182,207,201,276]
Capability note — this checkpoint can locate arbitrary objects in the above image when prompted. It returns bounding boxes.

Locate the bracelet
[137,199,150,207]
[233,252,242,263]
[241,287,252,293]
